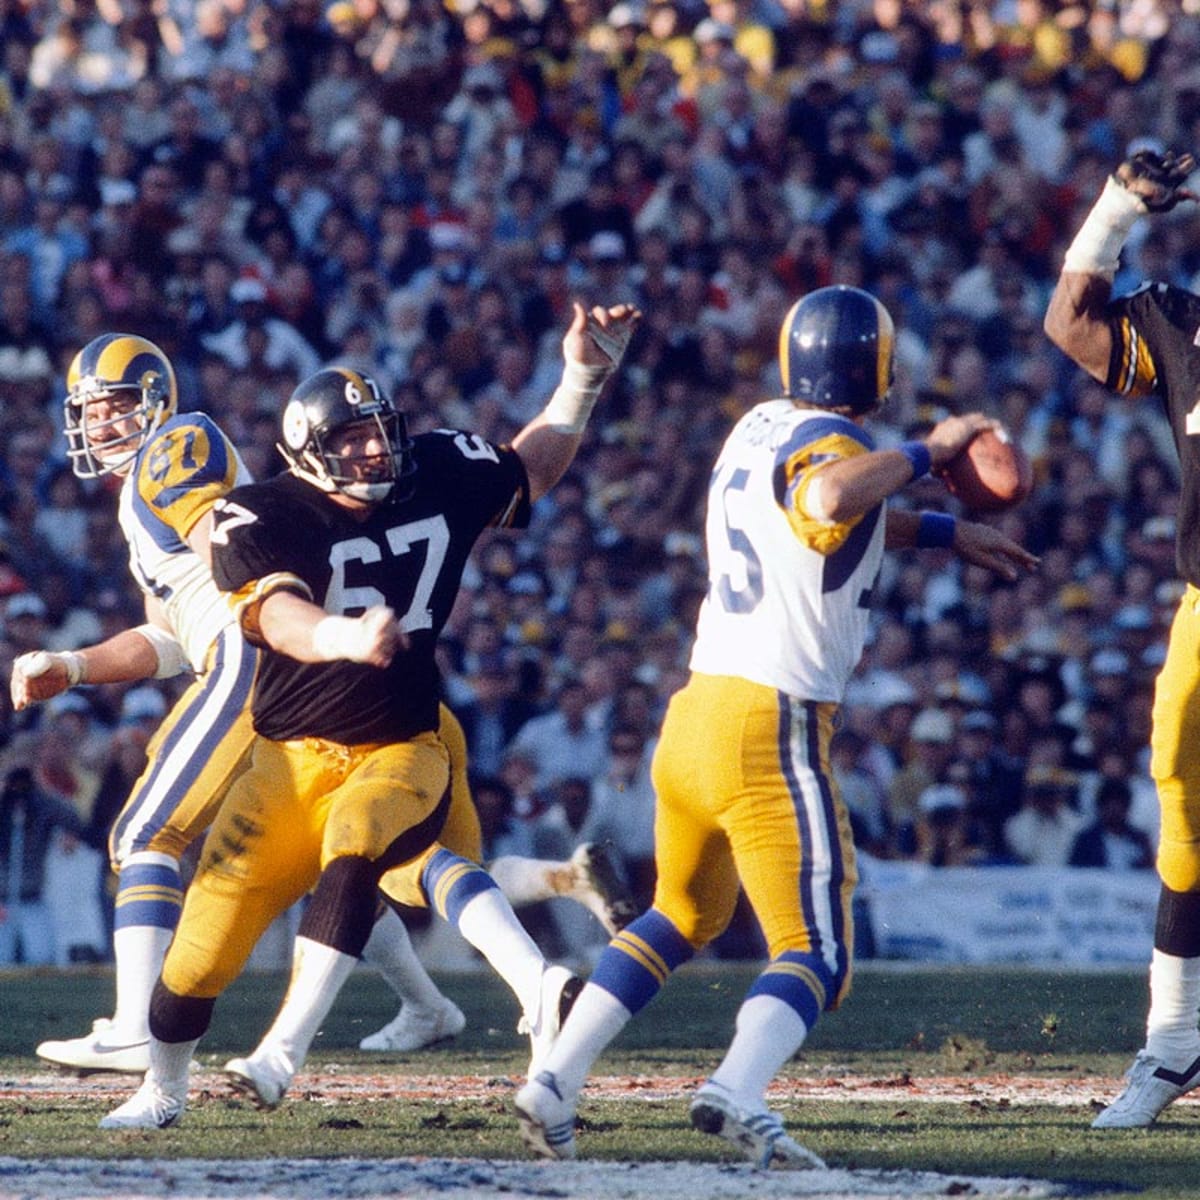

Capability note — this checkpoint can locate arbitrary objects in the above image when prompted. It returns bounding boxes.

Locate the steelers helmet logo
[282,398,310,450]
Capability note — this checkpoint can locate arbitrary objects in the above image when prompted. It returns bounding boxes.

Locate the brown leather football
[937,428,1033,513]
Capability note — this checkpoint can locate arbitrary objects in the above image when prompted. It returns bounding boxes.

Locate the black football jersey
[211,429,530,743]
[1106,283,1200,586]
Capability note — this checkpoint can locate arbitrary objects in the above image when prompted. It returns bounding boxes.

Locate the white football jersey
[689,399,886,701]
[117,412,252,672]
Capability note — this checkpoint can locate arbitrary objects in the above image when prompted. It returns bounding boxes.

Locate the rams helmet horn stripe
[779,285,895,416]
[64,333,178,478]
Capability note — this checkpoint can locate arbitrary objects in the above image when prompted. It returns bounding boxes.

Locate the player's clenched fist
[311,605,406,668]
[10,650,83,710]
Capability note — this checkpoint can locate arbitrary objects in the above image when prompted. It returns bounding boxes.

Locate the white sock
[539,982,631,1101]
[454,888,546,1018]
[708,994,809,1110]
[149,1036,197,1092]
[1146,950,1200,1062]
[111,925,175,1040]
[252,936,358,1074]
[487,855,567,907]
[361,908,446,1012]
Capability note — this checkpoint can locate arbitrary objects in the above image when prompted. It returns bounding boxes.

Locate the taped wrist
[542,357,612,434]
[1062,175,1146,277]
[59,651,86,686]
[312,614,368,662]
[133,624,190,679]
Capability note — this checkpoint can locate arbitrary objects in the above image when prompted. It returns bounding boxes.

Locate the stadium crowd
[0,0,1194,966]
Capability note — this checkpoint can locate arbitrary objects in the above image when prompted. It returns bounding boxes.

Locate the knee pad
[298,855,380,957]
[1154,884,1200,958]
[149,978,216,1043]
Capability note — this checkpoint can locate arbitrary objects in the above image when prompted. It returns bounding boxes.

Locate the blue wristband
[916,511,957,548]
[899,441,932,479]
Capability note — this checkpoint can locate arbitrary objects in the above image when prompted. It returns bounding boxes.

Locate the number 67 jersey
[210,428,530,745]
[689,399,886,702]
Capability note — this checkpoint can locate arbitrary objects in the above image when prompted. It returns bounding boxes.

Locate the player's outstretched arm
[9,622,183,711]
[513,301,641,501]
[813,414,996,524]
[1045,148,1196,382]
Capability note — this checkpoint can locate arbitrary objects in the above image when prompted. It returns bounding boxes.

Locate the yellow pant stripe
[432,860,476,917]
[613,930,671,984]
[115,885,183,906]
[764,960,827,1009]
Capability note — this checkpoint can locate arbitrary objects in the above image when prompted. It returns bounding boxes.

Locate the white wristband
[312,615,368,662]
[1062,175,1146,278]
[133,623,190,679]
[542,358,611,434]
[60,651,86,686]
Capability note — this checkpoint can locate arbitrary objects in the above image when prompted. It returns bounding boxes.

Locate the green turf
[1,961,1193,1198]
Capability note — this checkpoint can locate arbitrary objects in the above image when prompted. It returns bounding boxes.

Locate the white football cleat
[689,1081,825,1170]
[569,842,639,935]
[37,1018,151,1075]
[99,1078,186,1129]
[520,964,582,1081]
[223,1052,292,1110]
[359,997,466,1052]
[514,1070,578,1160]
[1092,1048,1200,1128]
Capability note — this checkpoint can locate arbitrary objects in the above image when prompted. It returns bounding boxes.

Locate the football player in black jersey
[100,300,640,1129]
[1046,148,1200,1127]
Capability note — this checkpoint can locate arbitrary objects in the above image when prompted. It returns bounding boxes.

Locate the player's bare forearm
[1044,271,1114,383]
[10,628,163,710]
[258,591,403,667]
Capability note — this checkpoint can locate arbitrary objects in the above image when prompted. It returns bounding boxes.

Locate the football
[937,427,1033,513]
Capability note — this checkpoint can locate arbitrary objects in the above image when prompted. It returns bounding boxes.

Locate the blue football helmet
[779,285,895,415]
[64,333,178,478]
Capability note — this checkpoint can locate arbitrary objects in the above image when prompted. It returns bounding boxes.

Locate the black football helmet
[779,285,895,415]
[279,366,415,502]
[64,333,178,478]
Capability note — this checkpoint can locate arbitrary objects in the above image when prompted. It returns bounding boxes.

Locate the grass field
[1,961,1196,1198]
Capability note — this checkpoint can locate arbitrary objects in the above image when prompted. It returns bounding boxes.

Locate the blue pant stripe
[111,628,256,856]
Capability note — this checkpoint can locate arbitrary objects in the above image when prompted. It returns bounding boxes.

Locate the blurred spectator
[1069,777,1155,871]
[0,761,86,966]
[33,692,108,965]
[888,706,956,853]
[830,727,891,857]
[579,723,656,911]
[456,656,540,779]
[912,782,988,868]
[508,677,608,792]
[1003,766,1088,868]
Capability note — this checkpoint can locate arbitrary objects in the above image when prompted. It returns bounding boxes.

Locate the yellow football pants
[1150,585,1200,892]
[163,730,448,998]
[650,672,857,1005]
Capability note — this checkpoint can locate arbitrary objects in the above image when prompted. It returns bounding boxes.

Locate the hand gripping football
[937,427,1033,513]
